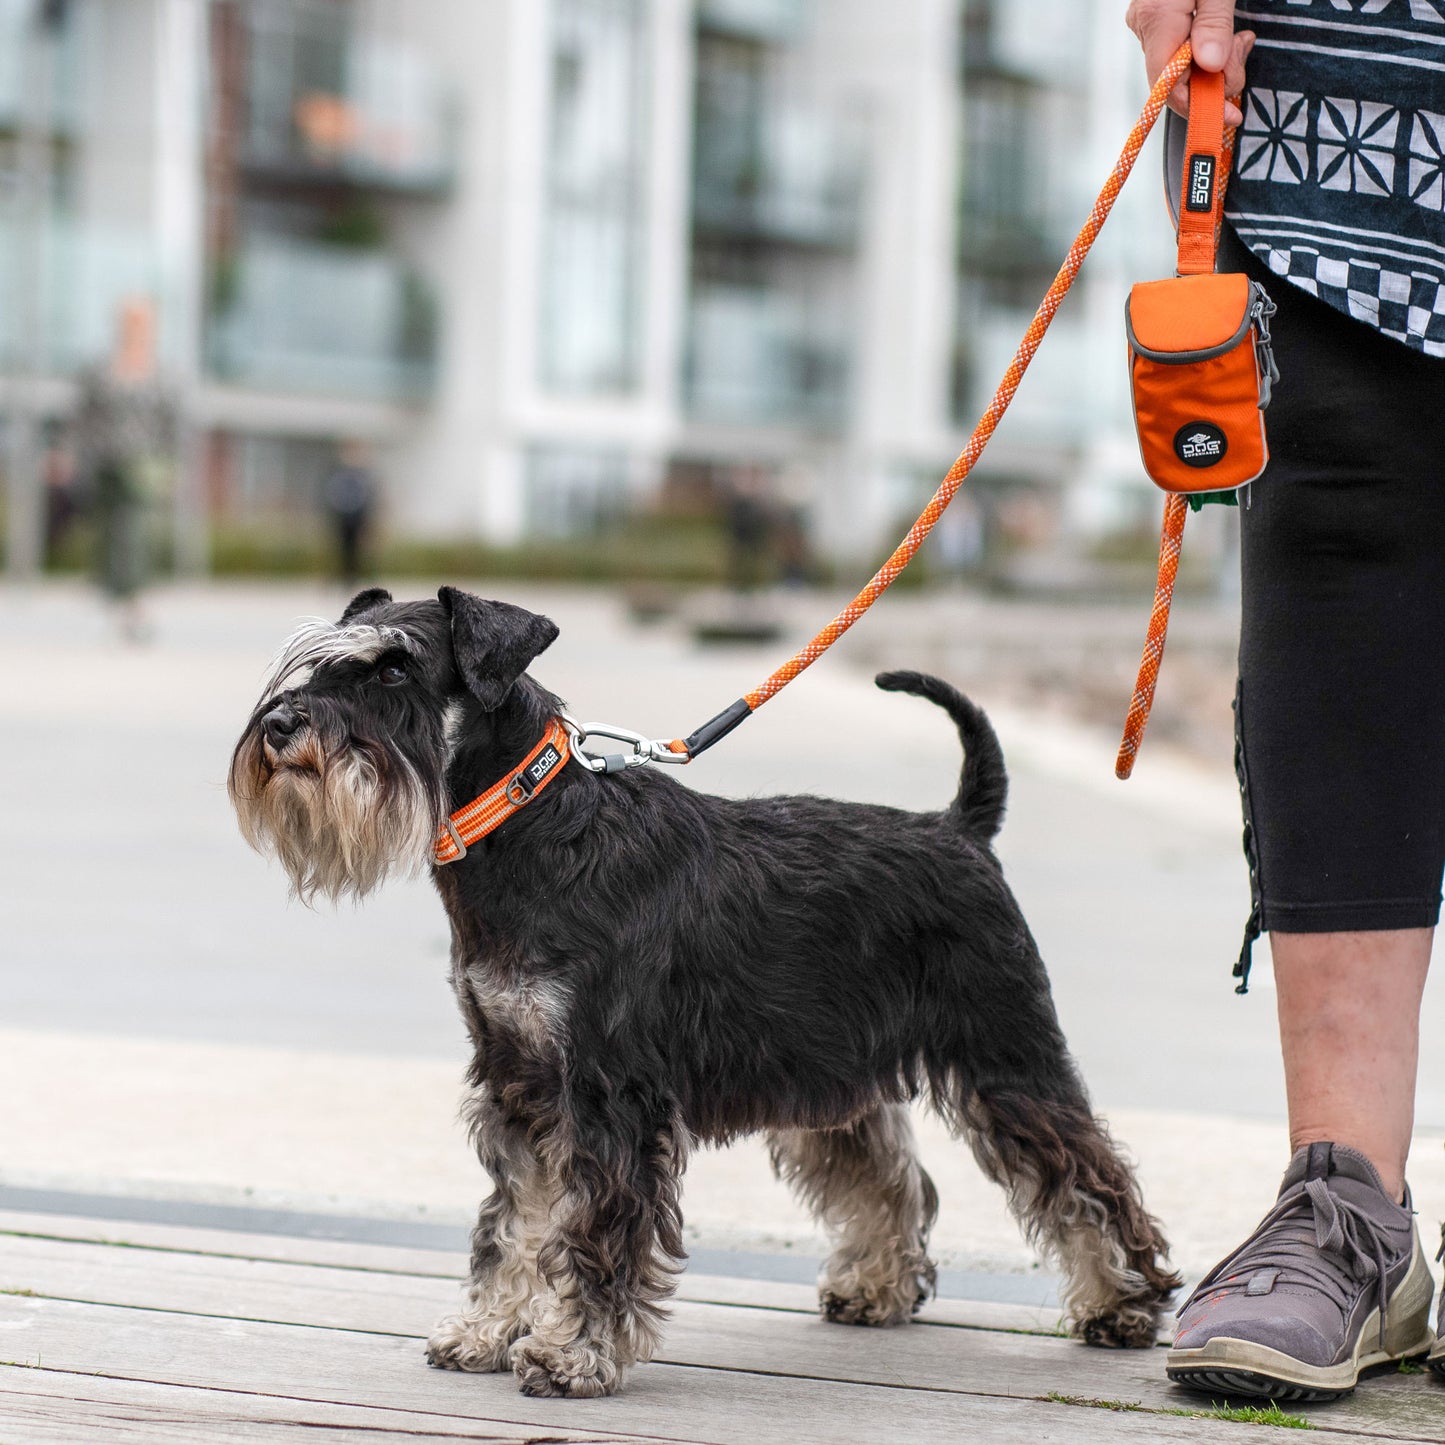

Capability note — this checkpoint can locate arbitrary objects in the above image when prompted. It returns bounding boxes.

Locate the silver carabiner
[559,712,689,773]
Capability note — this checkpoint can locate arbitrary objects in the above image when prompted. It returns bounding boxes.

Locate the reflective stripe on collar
[434,717,571,865]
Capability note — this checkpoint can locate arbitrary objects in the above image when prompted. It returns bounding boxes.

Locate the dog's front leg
[510,1125,686,1399]
[427,1096,551,1372]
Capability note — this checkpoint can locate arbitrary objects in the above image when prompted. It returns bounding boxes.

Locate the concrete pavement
[2,579,1443,1283]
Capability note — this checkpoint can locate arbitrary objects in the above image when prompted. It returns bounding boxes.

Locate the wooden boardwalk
[1,1209,1442,1444]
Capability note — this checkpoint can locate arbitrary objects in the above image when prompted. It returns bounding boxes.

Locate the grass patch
[0,1288,37,1297]
[1045,1392,1314,1429]
[206,514,756,586]
[1045,1393,1147,1412]
[1200,1401,1314,1429]
[1397,1359,1426,1375]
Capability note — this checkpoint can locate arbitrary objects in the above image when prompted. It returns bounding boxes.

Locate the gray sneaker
[1167,1142,1435,1401]
[1428,1225,1444,1381]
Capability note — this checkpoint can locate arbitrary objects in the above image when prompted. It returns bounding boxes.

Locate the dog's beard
[229,728,441,903]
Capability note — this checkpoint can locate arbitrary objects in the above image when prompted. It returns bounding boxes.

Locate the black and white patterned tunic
[1226,0,1445,354]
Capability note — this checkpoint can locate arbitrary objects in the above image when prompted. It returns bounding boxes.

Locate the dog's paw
[820,1286,923,1327]
[510,1334,619,1398]
[1074,1305,1162,1350]
[425,1314,516,1372]
[819,1257,933,1327]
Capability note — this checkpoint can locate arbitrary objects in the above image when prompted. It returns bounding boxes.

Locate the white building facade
[0,0,1179,575]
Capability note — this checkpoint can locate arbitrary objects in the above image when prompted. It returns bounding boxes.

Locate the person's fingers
[1129,0,1241,120]
[1224,30,1254,98]
[1126,0,1195,86]
[1190,0,1238,70]
[1223,34,1253,127]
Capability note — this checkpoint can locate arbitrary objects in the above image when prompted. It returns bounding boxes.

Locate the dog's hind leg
[945,1066,1181,1348]
[769,1103,939,1326]
[509,1122,686,1398]
[426,1091,551,1373]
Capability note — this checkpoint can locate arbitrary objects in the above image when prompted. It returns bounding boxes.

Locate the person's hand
[1125,0,1254,126]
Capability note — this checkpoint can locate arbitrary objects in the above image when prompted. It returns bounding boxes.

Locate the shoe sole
[1166,1233,1436,1402]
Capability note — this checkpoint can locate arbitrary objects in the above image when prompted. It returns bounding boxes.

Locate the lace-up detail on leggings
[1183,1165,1397,1346]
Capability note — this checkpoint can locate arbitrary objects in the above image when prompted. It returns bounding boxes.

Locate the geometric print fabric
[1225,2,1445,354]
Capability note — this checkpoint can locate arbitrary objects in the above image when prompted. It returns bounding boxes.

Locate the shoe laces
[1181,1177,1397,1345]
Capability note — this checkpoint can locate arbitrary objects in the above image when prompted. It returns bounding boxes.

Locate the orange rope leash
[670,43,1195,763]
[1114,494,1189,779]
[1114,103,1238,780]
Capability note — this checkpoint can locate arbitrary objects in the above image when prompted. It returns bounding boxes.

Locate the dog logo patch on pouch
[1173,421,1228,468]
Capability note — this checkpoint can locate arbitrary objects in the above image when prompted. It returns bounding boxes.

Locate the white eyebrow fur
[262,618,411,695]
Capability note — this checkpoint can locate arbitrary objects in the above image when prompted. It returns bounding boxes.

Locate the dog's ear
[339,587,393,624]
[438,587,559,709]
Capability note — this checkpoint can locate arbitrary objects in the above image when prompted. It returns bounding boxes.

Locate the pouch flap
[1126,272,1253,361]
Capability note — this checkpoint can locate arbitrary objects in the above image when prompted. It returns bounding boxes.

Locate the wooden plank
[0,1366,631,1444]
[0,1209,466,1280]
[0,1232,1081,1392]
[1,1242,1439,1443]
[0,1295,1400,1445]
[0,1209,1066,1336]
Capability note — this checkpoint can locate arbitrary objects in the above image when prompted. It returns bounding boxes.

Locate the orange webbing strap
[1175,66,1227,276]
[434,718,571,863]
[1115,66,1238,781]
[669,42,1197,762]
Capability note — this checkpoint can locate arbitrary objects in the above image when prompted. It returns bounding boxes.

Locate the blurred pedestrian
[322,441,377,586]
[75,298,175,643]
[41,429,79,566]
[724,465,773,592]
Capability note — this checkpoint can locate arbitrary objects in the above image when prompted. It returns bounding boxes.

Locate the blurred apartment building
[0,0,1176,573]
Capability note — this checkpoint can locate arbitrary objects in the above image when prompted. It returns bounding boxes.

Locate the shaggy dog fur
[229,586,1180,1399]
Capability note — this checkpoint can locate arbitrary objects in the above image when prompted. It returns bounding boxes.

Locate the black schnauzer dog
[230,586,1179,1399]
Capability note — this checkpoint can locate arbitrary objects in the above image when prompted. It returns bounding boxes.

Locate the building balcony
[693,105,863,249]
[205,236,437,401]
[0,1,83,139]
[697,0,806,44]
[0,218,162,375]
[241,8,455,194]
[686,283,846,429]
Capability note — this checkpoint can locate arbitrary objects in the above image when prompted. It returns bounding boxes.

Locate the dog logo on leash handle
[230,586,1182,1399]
[1186,152,1215,213]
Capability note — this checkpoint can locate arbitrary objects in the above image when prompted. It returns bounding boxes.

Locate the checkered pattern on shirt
[1224,3,1445,355]
[1244,242,1445,355]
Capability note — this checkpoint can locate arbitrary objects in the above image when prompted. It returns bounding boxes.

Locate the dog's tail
[875,671,1007,840]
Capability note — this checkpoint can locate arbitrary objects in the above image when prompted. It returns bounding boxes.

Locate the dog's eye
[379,662,408,686]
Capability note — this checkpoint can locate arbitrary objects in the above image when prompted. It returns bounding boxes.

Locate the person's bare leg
[1272,928,1433,1201]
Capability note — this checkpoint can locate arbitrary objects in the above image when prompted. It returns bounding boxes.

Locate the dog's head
[228,586,559,901]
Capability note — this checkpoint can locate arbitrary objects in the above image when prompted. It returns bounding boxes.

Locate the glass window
[539,0,650,396]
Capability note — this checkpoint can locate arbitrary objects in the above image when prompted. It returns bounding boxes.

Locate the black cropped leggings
[1221,226,1445,986]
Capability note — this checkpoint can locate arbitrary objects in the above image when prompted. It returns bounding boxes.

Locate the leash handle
[1175,66,1227,276]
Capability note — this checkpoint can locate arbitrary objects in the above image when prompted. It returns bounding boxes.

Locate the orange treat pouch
[1126,66,1279,497]
[1127,271,1277,493]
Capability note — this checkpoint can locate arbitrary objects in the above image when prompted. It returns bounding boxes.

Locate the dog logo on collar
[506,743,563,805]
[526,744,562,787]
[1174,421,1228,468]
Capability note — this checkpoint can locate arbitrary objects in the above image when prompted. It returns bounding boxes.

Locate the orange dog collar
[434,718,571,865]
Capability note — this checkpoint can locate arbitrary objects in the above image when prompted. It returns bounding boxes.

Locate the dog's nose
[262,703,303,750]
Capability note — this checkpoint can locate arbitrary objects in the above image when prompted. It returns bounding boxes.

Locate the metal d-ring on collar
[558,711,689,775]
